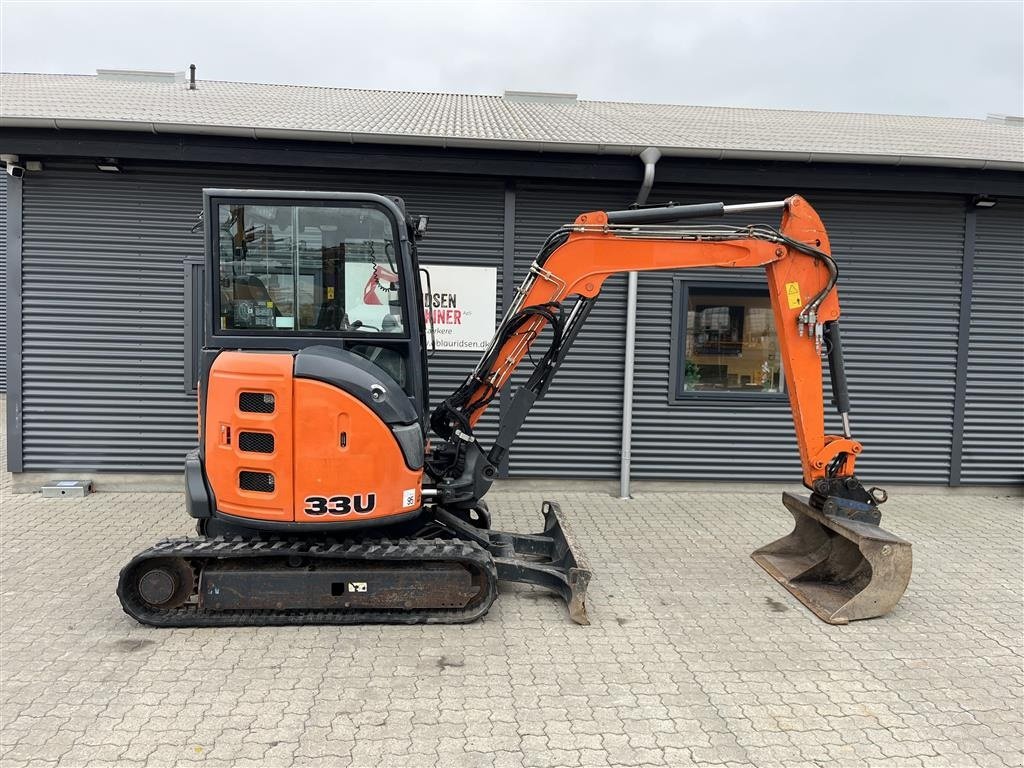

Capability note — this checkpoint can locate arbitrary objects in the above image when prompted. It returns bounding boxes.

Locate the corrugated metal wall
[12,158,1022,484]
[630,187,966,483]
[508,181,637,477]
[960,200,1024,484]
[812,192,965,483]
[19,161,502,471]
[406,177,505,449]
[22,165,205,469]
[1,172,7,393]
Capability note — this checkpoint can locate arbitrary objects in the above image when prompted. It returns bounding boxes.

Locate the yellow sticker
[266,300,273,308]
[326,287,335,300]
[785,281,803,309]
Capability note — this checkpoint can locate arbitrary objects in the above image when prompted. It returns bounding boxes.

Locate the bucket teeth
[751,491,912,624]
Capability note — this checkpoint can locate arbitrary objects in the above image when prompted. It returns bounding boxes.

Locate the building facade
[2,75,1023,486]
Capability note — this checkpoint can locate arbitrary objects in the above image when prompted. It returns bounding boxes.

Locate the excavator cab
[119,189,589,626]
[188,191,431,530]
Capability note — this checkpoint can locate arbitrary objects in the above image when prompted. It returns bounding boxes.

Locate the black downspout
[619,146,661,499]
[5,171,23,471]
[949,204,977,486]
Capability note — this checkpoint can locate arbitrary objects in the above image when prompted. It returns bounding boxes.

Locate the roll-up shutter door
[960,199,1024,484]
[508,181,637,477]
[22,165,199,470]
[19,161,503,471]
[630,187,964,483]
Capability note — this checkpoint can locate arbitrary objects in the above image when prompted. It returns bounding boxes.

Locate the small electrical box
[40,480,93,498]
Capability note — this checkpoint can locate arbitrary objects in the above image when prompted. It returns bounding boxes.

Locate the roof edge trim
[0,116,1021,171]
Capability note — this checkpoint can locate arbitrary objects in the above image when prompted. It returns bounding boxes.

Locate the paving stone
[0,418,1021,767]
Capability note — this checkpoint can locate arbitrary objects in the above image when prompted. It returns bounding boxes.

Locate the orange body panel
[292,378,422,524]
[765,196,851,485]
[205,351,295,522]
[204,351,422,525]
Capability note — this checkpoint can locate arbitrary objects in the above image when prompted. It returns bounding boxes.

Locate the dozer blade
[436,500,592,625]
[751,491,912,624]
[491,500,592,625]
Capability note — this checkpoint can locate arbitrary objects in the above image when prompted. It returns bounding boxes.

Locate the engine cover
[202,349,423,527]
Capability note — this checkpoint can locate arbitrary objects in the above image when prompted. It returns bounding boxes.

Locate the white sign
[421,264,497,351]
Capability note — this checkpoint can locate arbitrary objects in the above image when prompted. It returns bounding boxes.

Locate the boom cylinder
[605,202,725,224]
[605,199,788,225]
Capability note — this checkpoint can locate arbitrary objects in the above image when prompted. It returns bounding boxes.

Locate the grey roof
[2,72,1022,170]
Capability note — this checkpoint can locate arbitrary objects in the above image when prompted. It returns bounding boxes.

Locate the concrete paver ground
[2,447,1021,767]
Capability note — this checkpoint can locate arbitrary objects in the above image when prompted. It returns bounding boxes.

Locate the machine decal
[348,582,368,593]
[303,493,377,516]
[785,281,803,309]
[402,488,416,507]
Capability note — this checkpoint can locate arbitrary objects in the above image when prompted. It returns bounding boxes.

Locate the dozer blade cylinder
[751,492,912,624]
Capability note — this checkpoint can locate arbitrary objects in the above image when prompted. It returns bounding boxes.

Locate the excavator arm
[428,194,912,624]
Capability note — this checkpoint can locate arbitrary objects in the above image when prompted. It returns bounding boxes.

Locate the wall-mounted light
[1,153,25,178]
[971,194,997,209]
[96,158,122,172]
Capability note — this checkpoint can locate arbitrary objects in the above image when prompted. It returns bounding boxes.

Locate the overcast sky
[2,1,1021,119]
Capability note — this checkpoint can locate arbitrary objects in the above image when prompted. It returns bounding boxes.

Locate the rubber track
[117,536,498,627]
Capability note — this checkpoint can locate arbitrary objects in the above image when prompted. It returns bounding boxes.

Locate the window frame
[668,277,789,404]
[183,255,205,395]
[209,196,411,341]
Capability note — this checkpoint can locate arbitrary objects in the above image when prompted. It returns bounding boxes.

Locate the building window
[671,280,785,401]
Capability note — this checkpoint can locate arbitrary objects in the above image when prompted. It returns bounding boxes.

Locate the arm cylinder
[824,320,851,434]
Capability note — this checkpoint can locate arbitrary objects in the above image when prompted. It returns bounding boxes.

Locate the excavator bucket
[751,492,912,624]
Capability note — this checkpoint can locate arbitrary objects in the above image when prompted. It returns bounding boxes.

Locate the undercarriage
[117,501,590,627]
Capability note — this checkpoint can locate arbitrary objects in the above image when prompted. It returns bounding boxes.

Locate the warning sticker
[327,286,335,300]
[785,282,803,310]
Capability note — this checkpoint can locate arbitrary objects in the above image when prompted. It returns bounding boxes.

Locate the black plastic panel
[239,470,274,492]
[238,431,275,454]
[239,392,275,414]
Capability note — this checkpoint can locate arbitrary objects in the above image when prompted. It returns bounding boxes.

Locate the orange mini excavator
[118,190,912,627]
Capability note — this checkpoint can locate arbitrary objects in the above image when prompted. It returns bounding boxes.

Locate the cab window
[215,202,406,335]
